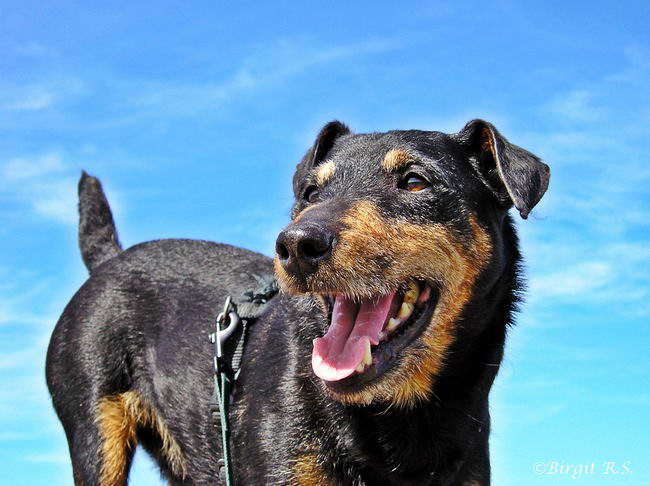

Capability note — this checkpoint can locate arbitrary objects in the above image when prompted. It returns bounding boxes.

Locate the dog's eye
[304,186,320,203]
[400,173,430,192]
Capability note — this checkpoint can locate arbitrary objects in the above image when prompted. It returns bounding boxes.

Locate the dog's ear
[457,119,550,219]
[293,121,350,195]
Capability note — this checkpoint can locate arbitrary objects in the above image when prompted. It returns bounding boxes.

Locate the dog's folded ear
[457,119,550,219]
[293,121,350,195]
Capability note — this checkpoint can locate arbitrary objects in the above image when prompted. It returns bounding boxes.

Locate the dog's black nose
[276,225,333,276]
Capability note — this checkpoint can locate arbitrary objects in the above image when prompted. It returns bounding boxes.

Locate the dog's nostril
[299,237,331,260]
[276,241,290,261]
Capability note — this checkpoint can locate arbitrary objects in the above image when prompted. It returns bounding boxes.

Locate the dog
[46,119,550,486]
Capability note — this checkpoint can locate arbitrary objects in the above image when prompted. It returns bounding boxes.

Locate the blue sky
[1,1,648,485]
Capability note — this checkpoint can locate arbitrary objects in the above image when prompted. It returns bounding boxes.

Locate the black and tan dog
[46,119,549,486]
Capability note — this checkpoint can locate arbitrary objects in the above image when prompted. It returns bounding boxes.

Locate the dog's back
[46,173,273,485]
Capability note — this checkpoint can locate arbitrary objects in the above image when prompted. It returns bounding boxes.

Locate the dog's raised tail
[78,171,122,273]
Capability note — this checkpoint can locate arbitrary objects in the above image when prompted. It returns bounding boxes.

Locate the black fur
[292,120,351,196]
[78,171,123,272]
[46,120,549,485]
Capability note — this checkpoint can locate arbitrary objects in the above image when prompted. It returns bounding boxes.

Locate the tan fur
[381,149,415,172]
[315,160,336,186]
[292,453,338,486]
[96,391,186,485]
[481,126,497,159]
[95,395,135,486]
[276,201,492,408]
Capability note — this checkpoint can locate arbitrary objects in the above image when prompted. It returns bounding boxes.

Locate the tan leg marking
[96,390,186,485]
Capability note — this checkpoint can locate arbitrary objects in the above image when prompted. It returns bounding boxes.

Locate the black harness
[208,273,278,485]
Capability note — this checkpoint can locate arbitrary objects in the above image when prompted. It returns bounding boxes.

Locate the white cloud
[0,345,47,371]
[0,77,86,113]
[24,451,70,464]
[118,37,400,116]
[509,378,566,390]
[0,276,60,328]
[1,153,66,181]
[30,177,79,224]
[0,305,50,327]
[2,90,54,111]
[0,432,32,441]
[0,152,78,225]
[515,49,650,318]
[606,45,650,84]
[523,240,649,315]
[7,40,56,58]
[529,261,612,299]
[495,401,567,430]
[545,89,605,122]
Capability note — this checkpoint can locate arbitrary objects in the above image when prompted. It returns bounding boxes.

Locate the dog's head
[274,120,550,407]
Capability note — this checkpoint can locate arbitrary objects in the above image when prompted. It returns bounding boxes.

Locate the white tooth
[386,317,402,332]
[403,280,420,304]
[398,302,414,320]
[356,363,366,373]
[363,340,372,366]
[379,331,387,341]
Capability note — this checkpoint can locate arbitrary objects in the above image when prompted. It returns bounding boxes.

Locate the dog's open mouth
[312,279,439,387]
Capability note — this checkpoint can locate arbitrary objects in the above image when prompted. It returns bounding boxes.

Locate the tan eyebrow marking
[381,149,415,172]
[315,160,336,185]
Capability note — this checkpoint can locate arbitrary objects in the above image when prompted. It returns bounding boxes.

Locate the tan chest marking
[292,453,339,486]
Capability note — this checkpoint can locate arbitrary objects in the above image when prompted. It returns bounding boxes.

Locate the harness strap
[209,273,278,485]
[230,273,277,380]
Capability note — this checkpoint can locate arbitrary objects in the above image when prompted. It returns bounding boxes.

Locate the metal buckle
[209,296,241,365]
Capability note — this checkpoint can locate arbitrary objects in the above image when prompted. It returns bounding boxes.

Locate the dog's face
[274,120,549,407]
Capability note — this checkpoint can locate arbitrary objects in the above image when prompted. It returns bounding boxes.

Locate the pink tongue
[312,291,397,382]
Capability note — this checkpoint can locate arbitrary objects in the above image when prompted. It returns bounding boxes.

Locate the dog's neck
[331,320,507,485]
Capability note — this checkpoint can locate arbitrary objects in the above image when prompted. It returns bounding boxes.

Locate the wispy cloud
[0,303,52,328]
[0,76,85,113]
[512,46,650,321]
[24,451,70,464]
[0,152,79,224]
[1,153,67,181]
[606,45,650,85]
[31,177,79,224]
[544,89,605,122]
[0,273,61,328]
[0,345,48,371]
[4,40,57,58]
[1,89,54,111]
[113,37,401,117]
[1,36,401,133]
[496,401,567,429]
[529,261,612,300]
[0,432,33,441]
[524,241,649,317]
